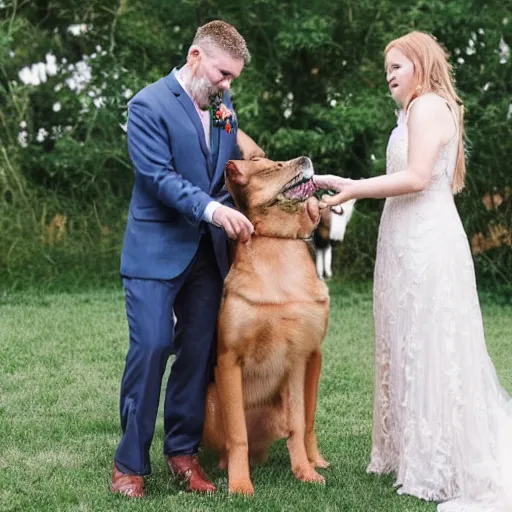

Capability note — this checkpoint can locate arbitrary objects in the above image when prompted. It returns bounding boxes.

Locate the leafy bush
[0,0,510,291]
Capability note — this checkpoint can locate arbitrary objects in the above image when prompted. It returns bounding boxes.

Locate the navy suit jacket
[120,69,241,280]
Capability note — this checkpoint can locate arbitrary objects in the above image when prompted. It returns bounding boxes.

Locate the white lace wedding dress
[368,97,512,511]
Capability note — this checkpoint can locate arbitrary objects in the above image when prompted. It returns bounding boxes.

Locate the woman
[314,31,512,510]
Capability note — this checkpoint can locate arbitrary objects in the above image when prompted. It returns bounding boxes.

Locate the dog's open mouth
[280,174,317,202]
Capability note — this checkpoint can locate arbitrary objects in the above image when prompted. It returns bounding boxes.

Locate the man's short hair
[192,20,251,64]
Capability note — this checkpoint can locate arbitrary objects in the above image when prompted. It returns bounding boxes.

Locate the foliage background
[0,0,510,293]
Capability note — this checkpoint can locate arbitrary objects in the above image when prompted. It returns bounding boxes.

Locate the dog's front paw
[310,455,330,469]
[293,466,326,485]
[229,479,255,496]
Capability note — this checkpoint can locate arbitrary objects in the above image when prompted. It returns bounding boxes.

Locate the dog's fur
[202,156,330,495]
[313,200,356,280]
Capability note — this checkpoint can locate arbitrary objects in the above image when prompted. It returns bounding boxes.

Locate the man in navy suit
[111,20,255,498]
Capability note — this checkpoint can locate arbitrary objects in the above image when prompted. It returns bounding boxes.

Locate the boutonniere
[209,93,234,134]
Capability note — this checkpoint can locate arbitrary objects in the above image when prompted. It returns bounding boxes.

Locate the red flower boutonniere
[210,94,234,134]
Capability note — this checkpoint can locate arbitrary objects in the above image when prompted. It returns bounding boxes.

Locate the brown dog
[202,156,330,495]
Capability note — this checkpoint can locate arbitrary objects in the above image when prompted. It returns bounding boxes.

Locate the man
[111,20,259,498]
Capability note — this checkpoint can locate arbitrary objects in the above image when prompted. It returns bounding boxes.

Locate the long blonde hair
[385,31,466,194]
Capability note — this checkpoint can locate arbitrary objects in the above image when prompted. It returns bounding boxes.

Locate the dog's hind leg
[304,351,329,468]
[202,384,229,470]
[203,383,224,450]
[247,405,285,466]
[249,443,270,465]
[219,448,228,470]
[286,360,325,485]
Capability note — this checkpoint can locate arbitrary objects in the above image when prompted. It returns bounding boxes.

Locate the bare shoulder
[408,93,454,142]
[409,93,448,119]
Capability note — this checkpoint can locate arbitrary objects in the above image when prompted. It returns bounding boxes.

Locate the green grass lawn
[1,282,511,512]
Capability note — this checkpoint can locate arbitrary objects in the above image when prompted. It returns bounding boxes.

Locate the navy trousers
[115,235,223,475]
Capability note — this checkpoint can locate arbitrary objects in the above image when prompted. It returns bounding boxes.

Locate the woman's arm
[315,95,449,206]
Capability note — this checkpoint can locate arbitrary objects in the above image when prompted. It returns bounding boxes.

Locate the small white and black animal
[313,199,356,280]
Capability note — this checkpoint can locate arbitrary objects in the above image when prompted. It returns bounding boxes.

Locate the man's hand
[212,205,254,242]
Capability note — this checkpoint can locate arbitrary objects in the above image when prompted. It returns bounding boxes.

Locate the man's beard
[188,75,219,109]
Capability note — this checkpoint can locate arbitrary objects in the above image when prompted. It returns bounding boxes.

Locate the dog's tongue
[305,179,316,197]
[286,179,316,200]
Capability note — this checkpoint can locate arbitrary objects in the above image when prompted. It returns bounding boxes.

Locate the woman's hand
[313,175,357,207]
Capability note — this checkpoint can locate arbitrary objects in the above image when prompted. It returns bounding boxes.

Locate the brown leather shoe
[166,455,216,493]
[110,463,144,498]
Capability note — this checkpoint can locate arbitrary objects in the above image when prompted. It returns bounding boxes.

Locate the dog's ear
[225,160,249,186]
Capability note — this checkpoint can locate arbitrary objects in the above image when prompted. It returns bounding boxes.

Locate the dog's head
[225,156,320,239]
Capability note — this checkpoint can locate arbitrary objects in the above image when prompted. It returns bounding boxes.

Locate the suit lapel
[165,69,212,175]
